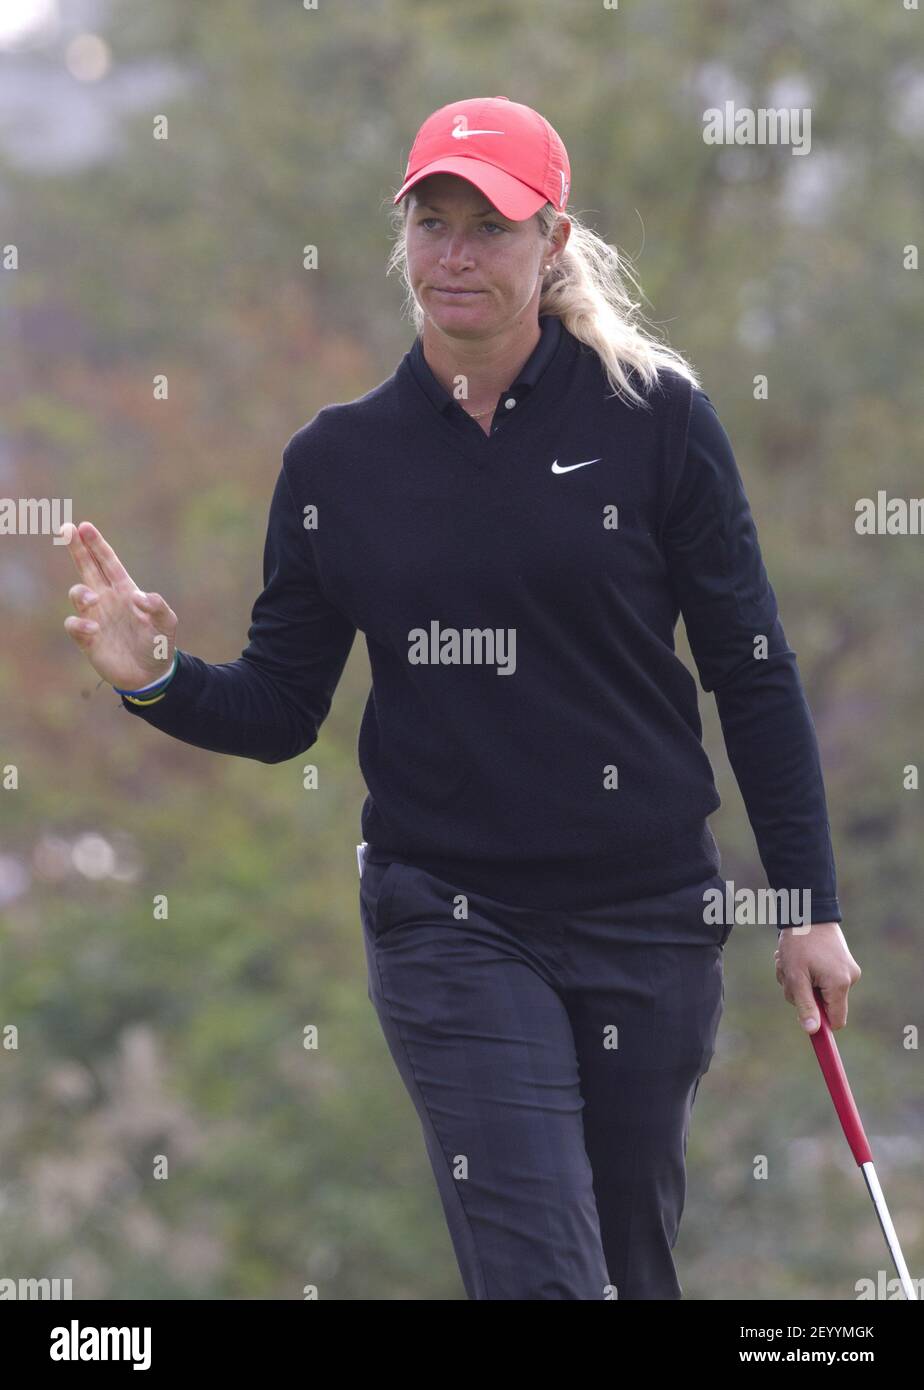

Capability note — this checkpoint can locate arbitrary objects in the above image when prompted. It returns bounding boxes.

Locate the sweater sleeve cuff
[118,649,193,720]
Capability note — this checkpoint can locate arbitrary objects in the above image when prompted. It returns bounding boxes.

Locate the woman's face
[405,173,559,339]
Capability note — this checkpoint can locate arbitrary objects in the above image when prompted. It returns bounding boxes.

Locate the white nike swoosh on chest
[550,458,602,473]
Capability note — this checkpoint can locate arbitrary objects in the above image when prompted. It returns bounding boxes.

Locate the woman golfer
[63,96,861,1300]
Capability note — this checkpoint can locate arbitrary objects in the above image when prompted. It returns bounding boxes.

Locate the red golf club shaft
[809,986,871,1164]
[809,986,917,1300]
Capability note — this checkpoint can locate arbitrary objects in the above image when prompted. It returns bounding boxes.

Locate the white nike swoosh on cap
[451,128,505,138]
[550,458,602,473]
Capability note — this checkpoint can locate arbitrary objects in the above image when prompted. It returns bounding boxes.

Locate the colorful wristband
[122,689,169,706]
[115,651,179,702]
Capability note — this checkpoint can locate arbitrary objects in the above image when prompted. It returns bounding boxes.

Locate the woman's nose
[440,235,475,265]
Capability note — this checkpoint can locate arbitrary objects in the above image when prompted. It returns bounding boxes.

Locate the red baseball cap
[393,96,571,221]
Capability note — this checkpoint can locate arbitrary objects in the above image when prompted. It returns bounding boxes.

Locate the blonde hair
[386,191,701,411]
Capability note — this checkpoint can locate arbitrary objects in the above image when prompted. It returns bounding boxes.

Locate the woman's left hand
[774,922,862,1034]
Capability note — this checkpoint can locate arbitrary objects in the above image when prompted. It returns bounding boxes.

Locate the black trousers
[359,853,730,1300]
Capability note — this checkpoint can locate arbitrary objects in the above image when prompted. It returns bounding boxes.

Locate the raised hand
[61,521,178,693]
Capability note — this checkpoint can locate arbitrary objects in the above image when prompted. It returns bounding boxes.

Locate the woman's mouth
[434,289,483,298]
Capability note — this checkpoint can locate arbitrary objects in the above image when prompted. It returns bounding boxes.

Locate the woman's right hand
[61,521,179,692]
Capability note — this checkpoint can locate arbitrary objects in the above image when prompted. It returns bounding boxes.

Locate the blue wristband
[114,651,179,697]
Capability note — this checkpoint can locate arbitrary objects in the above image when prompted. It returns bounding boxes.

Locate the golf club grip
[810,986,873,1165]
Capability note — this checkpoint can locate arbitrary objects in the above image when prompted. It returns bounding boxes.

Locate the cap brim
[393,157,549,221]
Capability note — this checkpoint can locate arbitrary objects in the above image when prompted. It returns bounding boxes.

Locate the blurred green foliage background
[1,0,922,1299]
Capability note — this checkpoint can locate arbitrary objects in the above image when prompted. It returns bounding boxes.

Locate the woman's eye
[418,218,505,234]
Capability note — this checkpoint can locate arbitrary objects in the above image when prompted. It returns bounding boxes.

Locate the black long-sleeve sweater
[120,315,842,925]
